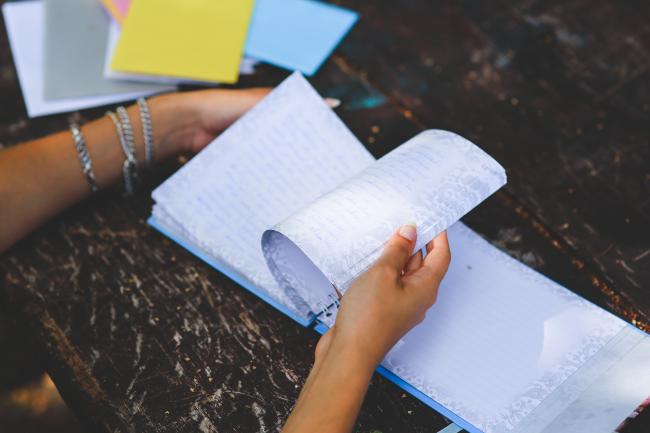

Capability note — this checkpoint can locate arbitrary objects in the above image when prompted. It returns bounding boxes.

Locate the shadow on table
[0,310,85,433]
[0,373,85,433]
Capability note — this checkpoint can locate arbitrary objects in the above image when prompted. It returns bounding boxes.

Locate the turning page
[151,73,373,324]
[262,130,507,315]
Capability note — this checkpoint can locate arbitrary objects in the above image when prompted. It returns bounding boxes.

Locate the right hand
[316,225,451,371]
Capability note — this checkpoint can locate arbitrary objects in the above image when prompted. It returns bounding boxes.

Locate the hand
[281,226,450,433]
[145,88,270,161]
[317,225,451,371]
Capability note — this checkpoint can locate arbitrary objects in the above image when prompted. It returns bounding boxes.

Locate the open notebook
[150,73,650,433]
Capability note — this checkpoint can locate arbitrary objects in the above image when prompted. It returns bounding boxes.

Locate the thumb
[376,224,417,273]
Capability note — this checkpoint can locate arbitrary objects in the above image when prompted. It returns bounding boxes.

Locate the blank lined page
[152,73,373,321]
[376,223,625,432]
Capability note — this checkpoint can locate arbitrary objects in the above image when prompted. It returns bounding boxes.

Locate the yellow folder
[111,0,254,83]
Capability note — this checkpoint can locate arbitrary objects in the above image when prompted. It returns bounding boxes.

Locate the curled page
[262,130,507,315]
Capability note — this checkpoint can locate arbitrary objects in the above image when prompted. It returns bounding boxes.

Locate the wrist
[324,328,381,377]
[328,315,402,368]
[145,93,200,160]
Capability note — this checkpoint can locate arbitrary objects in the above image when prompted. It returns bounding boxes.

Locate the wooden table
[1,1,649,431]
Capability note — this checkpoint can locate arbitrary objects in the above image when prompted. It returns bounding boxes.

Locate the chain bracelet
[116,106,136,160]
[70,124,98,193]
[137,98,154,167]
[107,111,137,195]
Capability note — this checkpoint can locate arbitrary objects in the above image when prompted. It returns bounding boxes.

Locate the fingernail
[325,97,341,108]
[398,223,417,242]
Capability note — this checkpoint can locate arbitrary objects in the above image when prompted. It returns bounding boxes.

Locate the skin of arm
[282,226,451,433]
[0,88,269,253]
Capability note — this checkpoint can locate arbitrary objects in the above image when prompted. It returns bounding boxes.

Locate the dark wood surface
[1,0,649,432]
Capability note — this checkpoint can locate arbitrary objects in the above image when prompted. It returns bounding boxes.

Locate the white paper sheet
[152,73,373,321]
[2,1,174,118]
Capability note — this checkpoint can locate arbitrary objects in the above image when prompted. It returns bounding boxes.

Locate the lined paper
[152,73,373,321]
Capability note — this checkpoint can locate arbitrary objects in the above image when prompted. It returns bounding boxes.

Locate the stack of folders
[1,0,359,117]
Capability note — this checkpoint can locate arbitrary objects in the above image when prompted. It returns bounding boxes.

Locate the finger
[375,224,417,273]
[325,97,341,108]
[422,231,451,279]
[404,232,450,300]
[404,250,423,275]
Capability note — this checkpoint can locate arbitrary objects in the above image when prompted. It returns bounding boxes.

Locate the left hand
[146,88,271,161]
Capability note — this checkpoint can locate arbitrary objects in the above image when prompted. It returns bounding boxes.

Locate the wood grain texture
[1,1,648,432]
[338,0,650,321]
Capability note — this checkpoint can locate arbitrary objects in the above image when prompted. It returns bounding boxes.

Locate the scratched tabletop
[1,1,649,432]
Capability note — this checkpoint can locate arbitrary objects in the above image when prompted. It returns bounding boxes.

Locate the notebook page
[262,130,506,314]
[319,222,627,433]
[152,73,373,322]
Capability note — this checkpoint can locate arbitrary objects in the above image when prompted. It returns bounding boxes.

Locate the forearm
[0,117,118,252]
[0,95,192,253]
[282,335,376,433]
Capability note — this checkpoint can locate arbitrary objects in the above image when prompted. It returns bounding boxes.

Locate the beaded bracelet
[70,124,98,193]
[107,111,138,195]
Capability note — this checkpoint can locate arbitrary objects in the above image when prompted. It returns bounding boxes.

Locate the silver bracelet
[137,98,154,167]
[70,124,98,193]
[116,106,137,161]
[107,111,138,195]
